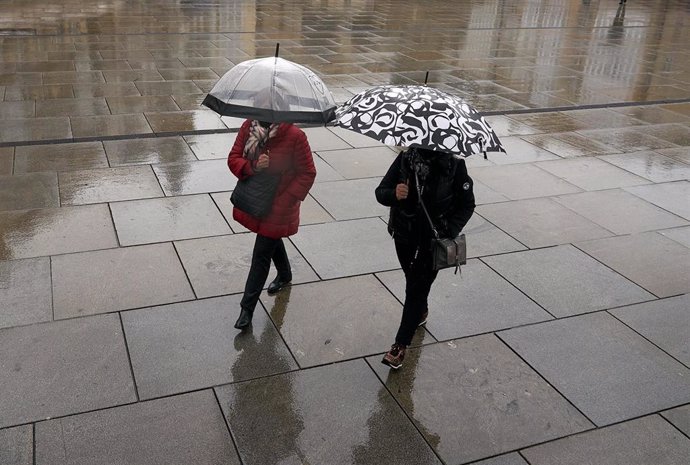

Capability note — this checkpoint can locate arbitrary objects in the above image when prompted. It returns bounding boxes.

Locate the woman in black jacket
[375,147,475,368]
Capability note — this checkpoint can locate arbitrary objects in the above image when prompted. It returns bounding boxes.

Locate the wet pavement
[1,0,690,464]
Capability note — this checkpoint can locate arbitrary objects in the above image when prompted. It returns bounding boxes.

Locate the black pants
[394,239,439,346]
[240,234,291,313]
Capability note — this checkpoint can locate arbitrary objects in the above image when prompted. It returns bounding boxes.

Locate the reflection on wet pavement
[1,1,689,464]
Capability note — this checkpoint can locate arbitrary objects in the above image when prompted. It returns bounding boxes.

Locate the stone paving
[1,0,690,464]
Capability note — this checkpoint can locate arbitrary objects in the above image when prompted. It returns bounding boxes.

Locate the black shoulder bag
[414,169,467,274]
[230,170,281,219]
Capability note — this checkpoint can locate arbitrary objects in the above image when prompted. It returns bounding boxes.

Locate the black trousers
[240,234,291,313]
[394,239,439,346]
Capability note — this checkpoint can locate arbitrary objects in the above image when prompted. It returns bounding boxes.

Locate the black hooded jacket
[375,150,475,247]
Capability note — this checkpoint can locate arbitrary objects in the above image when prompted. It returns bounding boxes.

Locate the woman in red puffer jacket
[228,119,316,329]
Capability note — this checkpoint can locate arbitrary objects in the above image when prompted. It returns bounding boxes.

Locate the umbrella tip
[424,71,429,85]
[275,43,280,58]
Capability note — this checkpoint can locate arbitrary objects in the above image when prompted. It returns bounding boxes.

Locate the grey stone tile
[637,123,690,146]
[0,204,118,261]
[122,295,297,399]
[310,177,388,220]
[0,147,13,175]
[0,172,59,212]
[14,141,108,173]
[153,159,236,196]
[625,181,690,221]
[0,314,136,428]
[4,85,73,102]
[0,100,35,118]
[175,234,318,298]
[302,126,352,151]
[500,313,690,426]
[328,126,390,147]
[577,232,690,298]
[145,110,226,133]
[313,154,346,182]
[106,95,179,114]
[59,165,163,205]
[484,245,654,317]
[70,114,152,138]
[72,82,140,98]
[134,80,201,95]
[291,218,400,279]
[478,198,613,248]
[208,191,248,233]
[472,179,510,204]
[316,146,397,179]
[522,415,690,465]
[184,132,236,159]
[216,360,441,465]
[368,335,592,464]
[553,189,688,235]
[598,151,690,183]
[472,453,528,465]
[662,405,690,437]
[659,226,690,248]
[35,391,239,465]
[377,259,551,340]
[42,71,104,85]
[264,275,433,367]
[580,128,676,153]
[103,136,196,166]
[471,164,582,200]
[611,294,690,367]
[492,136,561,164]
[52,243,194,318]
[483,115,540,137]
[0,257,52,329]
[536,157,650,191]
[656,147,690,164]
[0,425,32,465]
[520,132,621,158]
[111,194,230,246]
[463,213,527,257]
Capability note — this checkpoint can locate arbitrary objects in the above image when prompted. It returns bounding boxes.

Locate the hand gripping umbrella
[334,84,505,158]
[203,45,336,124]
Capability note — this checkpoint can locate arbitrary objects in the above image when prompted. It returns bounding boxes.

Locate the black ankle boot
[234,308,253,329]
[267,275,292,295]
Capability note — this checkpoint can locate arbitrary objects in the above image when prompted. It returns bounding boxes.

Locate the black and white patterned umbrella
[334,85,505,157]
[203,56,336,124]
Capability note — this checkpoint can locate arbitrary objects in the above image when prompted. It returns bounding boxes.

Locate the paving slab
[4,85,73,102]
[472,454,529,465]
[312,154,346,182]
[598,151,690,182]
[106,95,179,114]
[327,126,390,147]
[34,390,239,465]
[636,123,690,146]
[576,232,690,298]
[624,181,690,221]
[0,425,32,465]
[71,114,153,138]
[174,233,318,298]
[36,97,110,117]
[520,132,621,158]
[0,147,13,175]
[215,360,441,465]
[659,226,690,248]
[52,242,194,318]
[377,259,550,340]
[478,198,613,248]
[610,294,690,367]
[491,136,561,164]
[184,132,236,159]
[310,177,388,220]
[522,415,690,465]
[145,110,226,133]
[462,213,527,258]
[470,164,581,200]
[656,147,690,164]
[72,82,140,99]
[483,115,540,137]
[553,189,688,235]
[0,204,118,261]
[0,172,59,212]
[122,295,297,399]
[483,245,654,318]
[612,105,690,124]
[472,178,510,204]
[301,126,351,151]
[111,194,230,245]
[59,165,164,205]
[153,159,236,195]
[509,112,589,133]
[368,335,592,464]
[290,218,400,279]
[0,117,72,143]
[263,275,433,367]
[0,100,35,119]
[662,405,690,437]
[14,141,108,173]
[316,146,397,179]
[103,136,196,166]
[536,157,650,191]
[0,313,136,428]
[500,312,690,426]
[580,128,676,153]
[0,257,52,329]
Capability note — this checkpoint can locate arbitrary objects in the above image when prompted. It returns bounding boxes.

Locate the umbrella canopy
[334,85,505,157]
[203,56,336,124]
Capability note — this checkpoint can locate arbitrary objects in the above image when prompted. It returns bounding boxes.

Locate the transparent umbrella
[203,47,336,124]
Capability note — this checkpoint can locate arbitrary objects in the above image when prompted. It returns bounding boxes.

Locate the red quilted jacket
[227,120,316,239]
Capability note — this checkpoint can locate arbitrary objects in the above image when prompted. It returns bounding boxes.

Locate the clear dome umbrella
[203,45,337,124]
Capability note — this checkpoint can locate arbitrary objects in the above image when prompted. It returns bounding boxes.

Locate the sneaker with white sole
[381,343,406,369]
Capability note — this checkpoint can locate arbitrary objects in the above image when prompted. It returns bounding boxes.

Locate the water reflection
[607,1,627,45]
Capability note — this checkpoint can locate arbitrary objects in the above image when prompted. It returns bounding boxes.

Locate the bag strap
[414,169,440,240]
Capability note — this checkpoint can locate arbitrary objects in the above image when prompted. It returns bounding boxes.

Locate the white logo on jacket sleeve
[463,182,470,190]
